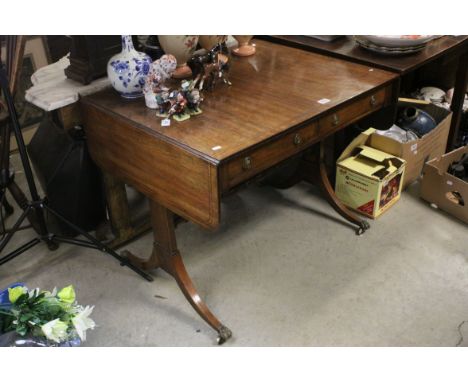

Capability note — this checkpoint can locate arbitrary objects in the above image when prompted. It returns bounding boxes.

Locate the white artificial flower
[43,287,58,298]
[72,306,96,341]
[41,319,69,343]
[28,287,40,298]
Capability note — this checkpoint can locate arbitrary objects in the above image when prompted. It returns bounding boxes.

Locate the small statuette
[180,80,203,115]
[188,44,231,91]
[143,54,177,109]
[167,90,190,122]
[153,80,204,122]
[155,90,171,117]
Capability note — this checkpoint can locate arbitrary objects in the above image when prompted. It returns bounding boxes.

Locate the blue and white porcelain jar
[107,35,152,99]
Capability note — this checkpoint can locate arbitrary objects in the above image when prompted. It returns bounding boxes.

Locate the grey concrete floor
[1,152,468,346]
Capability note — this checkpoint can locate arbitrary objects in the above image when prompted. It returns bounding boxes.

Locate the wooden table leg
[447,50,468,151]
[101,172,151,249]
[124,200,232,344]
[315,141,370,235]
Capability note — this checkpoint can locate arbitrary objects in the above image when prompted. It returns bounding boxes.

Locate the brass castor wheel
[216,325,232,345]
[355,220,370,236]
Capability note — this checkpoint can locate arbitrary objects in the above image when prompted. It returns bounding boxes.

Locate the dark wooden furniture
[44,36,71,63]
[262,35,468,150]
[81,39,398,343]
[65,36,121,85]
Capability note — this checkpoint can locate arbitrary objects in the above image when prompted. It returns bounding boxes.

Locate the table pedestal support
[295,142,370,235]
[316,143,370,235]
[124,200,232,344]
[100,173,152,249]
[315,142,370,235]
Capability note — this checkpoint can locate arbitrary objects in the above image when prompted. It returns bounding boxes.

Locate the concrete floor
[1,153,468,346]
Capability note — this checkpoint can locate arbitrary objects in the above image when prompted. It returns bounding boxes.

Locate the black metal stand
[0,64,153,282]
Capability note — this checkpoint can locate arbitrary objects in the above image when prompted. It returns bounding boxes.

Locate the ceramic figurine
[158,35,199,79]
[232,36,256,57]
[167,90,190,122]
[107,35,152,99]
[188,44,231,91]
[180,80,203,115]
[155,90,171,117]
[199,35,227,50]
[199,36,229,63]
[153,54,178,81]
[144,77,160,109]
[143,54,177,109]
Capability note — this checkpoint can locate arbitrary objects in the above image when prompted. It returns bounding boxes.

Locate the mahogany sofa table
[80,39,398,343]
[263,35,468,150]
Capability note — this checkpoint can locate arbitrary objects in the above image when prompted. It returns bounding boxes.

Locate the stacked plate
[354,35,436,55]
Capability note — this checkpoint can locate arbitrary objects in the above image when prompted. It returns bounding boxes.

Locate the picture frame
[1,36,50,150]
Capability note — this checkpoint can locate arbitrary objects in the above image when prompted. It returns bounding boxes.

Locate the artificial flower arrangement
[0,283,95,346]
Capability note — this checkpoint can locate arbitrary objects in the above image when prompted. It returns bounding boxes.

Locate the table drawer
[220,120,319,190]
[319,87,387,137]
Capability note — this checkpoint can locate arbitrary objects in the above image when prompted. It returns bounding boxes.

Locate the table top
[82,39,397,164]
[264,35,468,75]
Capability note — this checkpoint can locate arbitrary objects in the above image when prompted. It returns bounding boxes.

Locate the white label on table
[318,98,330,104]
[447,180,453,186]
[369,69,374,72]
[411,143,418,151]
[161,118,171,127]
[212,146,222,151]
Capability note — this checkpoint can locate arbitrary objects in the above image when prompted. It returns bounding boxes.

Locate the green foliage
[0,289,68,337]
[0,285,94,342]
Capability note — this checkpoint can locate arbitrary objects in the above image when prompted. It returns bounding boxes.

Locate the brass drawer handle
[332,113,340,126]
[242,156,252,170]
[370,95,377,107]
[293,133,303,146]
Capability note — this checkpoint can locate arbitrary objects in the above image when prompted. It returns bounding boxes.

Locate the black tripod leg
[43,205,153,282]
[7,182,58,250]
[1,192,14,216]
[0,204,30,254]
[0,66,57,252]
[0,238,41,266]
[7,180,40,228]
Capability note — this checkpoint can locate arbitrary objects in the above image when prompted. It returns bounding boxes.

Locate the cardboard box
[369,104,452,188]
[420,145,468,224]
[335,128,406,218]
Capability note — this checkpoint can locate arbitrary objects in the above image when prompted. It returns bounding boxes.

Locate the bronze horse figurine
[188,43,231,91]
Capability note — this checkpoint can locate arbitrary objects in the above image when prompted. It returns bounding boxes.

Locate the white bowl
[420,87,446,102]
[358,35,436,48]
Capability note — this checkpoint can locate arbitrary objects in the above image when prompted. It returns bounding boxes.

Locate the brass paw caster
[355,220,370,236]
[216,325,232,345]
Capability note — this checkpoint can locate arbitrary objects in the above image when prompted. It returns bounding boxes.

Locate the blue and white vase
[107,35,152,99]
